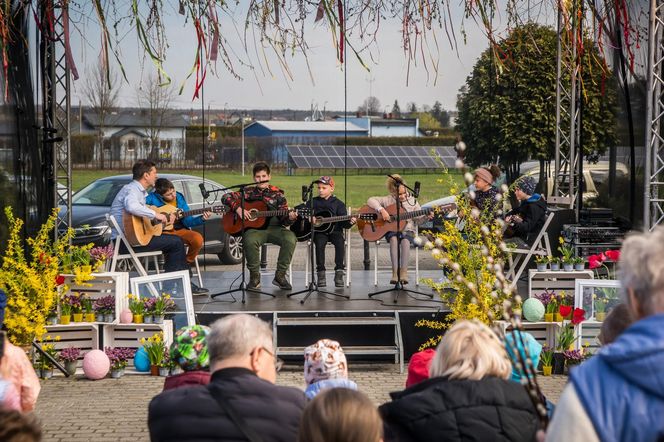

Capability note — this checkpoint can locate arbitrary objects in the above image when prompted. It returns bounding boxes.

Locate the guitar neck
[178,207,212,218]
[254,209,291,218]
[317,214,354,223]
[389,207,431,222]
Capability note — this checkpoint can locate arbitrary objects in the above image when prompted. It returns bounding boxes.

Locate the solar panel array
[286,145,457,169]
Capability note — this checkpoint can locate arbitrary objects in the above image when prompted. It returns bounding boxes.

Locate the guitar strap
[208,384,264,442]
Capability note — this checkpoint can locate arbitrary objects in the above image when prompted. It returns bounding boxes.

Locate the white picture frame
[574,278,621,350]
[130,270,195,327]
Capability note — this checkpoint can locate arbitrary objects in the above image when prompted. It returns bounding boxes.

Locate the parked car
[58,174,242,264]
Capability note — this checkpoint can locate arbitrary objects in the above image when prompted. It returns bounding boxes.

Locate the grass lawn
[71,169,465,209]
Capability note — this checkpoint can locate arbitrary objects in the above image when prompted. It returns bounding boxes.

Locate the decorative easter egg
[120,309,133,324]
[523,298,545,322]
[82,350,110,380]
[133,347,150,372]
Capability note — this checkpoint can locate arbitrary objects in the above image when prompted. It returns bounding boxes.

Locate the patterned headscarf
[170,325,210,371]
[304,339,348,385]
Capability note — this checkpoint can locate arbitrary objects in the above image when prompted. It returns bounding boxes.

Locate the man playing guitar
[146,178,211,295]
[222,162,298,291]
[109,160,188,277]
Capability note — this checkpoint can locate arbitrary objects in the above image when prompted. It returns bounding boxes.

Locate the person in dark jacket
[162,325,211,391]
[307,176,355,287]
[504,175,547,245]
[148,314,305,442]
[379,320,539,442]
[546,227,664,442]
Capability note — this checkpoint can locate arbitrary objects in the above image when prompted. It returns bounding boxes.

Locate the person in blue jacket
[146,178,211,295]
[546,227,664,442]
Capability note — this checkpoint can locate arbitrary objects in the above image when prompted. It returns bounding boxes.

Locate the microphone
[199,183,210,199]
[414,181,421,199]
[302,185,309,202]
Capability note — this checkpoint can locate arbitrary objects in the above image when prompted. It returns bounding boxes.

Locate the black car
[58,174,242,264]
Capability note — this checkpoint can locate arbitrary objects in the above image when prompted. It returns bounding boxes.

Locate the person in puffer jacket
[303,339,357,400]
[379,320,539,442]
[546,227,664,442]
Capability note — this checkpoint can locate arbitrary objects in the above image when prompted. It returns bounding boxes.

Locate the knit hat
[516,176,537,196]
[474,168,494,185]
[406,348,436,388]
[318,176,335,187]
[504,331,542,382]
[304,339,348,385]
[170,325,210,371]
[0,289,6,328]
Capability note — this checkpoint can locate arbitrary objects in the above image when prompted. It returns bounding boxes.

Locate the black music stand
[206,180,275,304]
[288,181,349,304]
[368,175,433,303]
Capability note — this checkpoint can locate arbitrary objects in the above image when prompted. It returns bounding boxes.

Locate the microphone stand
[288,181,349,304]
[208,180,275,303]
[368,175,433,303]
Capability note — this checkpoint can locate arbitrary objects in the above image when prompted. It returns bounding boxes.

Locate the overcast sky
[64,2,553,112]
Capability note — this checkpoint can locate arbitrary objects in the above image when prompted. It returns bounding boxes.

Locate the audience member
[547,228,664,441]
[0,409,42,442]
[304,339,357,399]
[0,332,20,411]
[0,293,40,412]
[148,314,305,442]
[597,303,632,345]
[298,388,383,442]
[504,331,541,382]
[163,325,211,391]
[405,348,435,388]
[379,320,539,442]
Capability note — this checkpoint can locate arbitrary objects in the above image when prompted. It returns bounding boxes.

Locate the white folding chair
[506,211,555,289]
[107,214,162,276]
[186,247,203,287]
[373,226,420,287]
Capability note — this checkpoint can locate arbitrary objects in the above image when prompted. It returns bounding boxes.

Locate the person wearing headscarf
[303,339,357,400]
[163,325,211,391]
[504,175,547,245]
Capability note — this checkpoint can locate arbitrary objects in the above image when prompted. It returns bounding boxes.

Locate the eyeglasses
[251,346,284,372]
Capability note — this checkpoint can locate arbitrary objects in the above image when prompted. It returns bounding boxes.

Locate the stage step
[273,312,404,373]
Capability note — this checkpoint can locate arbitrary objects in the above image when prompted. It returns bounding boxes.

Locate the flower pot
[552,353,565,375]
[154,315,164,324]
[85,313,96,322]
[536,263,547,272]
[574,263,585,271]
[72,313,83,322]
[104,313,115,323]
[64,360,78,376]
[110,369,124,379]
[544,313,554,322]
[159,367,170,377]
[40,368,54,379]
[59,315,71,325]
[554,313,563,322]
[133,314,144,324]
[144,315,154,324]
[563,263,574,271]
[542,365,553,376]
[596,312,606,321]
[150,365,159,376]
[47,316,58,325]
[95,313,105,322]
[550,263,560,271]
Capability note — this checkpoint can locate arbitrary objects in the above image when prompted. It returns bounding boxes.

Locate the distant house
[81,109,188,166]
[334,115,420,137]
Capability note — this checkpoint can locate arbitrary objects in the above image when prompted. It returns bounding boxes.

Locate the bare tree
[82,64,120,168]
[357,96,381,116]
[136,75,176,160]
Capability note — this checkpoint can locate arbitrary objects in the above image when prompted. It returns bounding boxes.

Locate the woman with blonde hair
[298,388,383,442]
[380,320,539,442]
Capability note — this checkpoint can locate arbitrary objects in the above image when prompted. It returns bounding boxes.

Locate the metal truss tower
[554,0,582,217]
[645,0,664,230]
[41,1,72,239]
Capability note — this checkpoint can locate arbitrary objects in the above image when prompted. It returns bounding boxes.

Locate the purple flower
[104,347,137,370]
[59,347,82,363]
[90,245,115,261]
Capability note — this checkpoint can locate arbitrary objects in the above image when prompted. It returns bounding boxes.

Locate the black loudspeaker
[547,207,576,256]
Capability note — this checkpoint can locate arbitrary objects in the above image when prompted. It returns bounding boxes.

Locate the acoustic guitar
[222,200,311,235]
[290,210,378,241]
[122,204,226,246]
[356,202,457,242]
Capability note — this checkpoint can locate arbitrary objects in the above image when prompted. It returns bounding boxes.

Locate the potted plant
[533,290,555,321]
[59,346,81,376]
[557,237,575,271]
[540,345,553,376]
[82,294,95,322]
[549,256,560,271]
[535,255,548,272]
[105,347,136,378]
[68,293,84,322]
[35,336,60,379]
[143,297,156,324]
[555,292,572,322]
[573,256,585,271]
[563,349,585,373]
[46,307,58,325]
[90,244,114,272]
[141,333,165,376]
[158,348,171,377]
[127,294,145,323]
[59,298,72,325]
[544,295,558,322]
[98,295,115,323]
[93,297,105,322]
[152,293,175,324]
[594,294,609,321]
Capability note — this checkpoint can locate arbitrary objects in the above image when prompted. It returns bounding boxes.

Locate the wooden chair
[506,211,555,289]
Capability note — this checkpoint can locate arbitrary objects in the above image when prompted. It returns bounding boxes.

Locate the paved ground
[34,364,567,442]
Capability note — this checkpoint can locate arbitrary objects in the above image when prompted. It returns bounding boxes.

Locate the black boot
[189,266,209,295]
[317,271,327,287]
[272,271,292,290]
[334,270,345,287]
[247,272,261,290]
